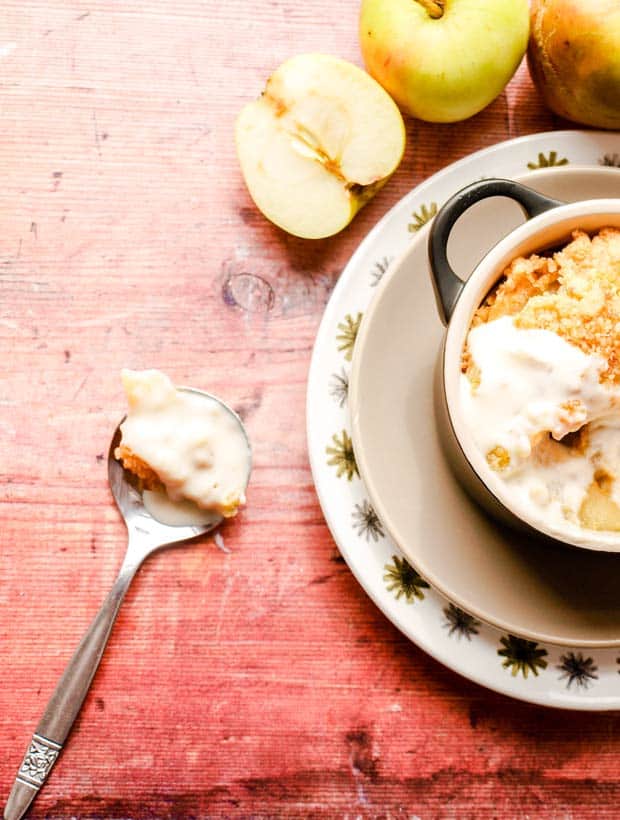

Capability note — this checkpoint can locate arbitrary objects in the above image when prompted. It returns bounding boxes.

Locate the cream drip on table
[116,369,250,525]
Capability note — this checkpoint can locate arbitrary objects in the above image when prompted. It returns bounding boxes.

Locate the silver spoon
[4,389,251,820]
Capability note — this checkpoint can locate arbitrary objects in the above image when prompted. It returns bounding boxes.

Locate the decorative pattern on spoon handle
[4,734,62,820]
[4,569,136,820]
[16,733,62,788]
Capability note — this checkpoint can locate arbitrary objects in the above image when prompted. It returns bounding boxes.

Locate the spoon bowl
[5,388,251,820]
[109,388,252,550]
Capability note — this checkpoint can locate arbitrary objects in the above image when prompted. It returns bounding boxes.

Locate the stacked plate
[307,131,620,710]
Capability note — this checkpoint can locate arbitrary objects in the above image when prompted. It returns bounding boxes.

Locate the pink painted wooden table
[1,1,620,817]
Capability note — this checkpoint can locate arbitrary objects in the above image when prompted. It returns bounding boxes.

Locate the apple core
[235,54,406,239]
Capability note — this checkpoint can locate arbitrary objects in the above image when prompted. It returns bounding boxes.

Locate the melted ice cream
[461,316,620,533]
[117,369,250,522]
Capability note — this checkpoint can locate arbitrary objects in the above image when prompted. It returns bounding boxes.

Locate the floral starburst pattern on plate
[384,555,429,603]
[408,202,438,232]
[498,635,548,679]
[443,604,481,641]
[370,256,392,287]
[599,153,620,168]
[527,150,569,169]
[328,369,349,408]
[326,430,358,481]
[558,653,599,689]
[352,500,385,542]
[336,312,362,361]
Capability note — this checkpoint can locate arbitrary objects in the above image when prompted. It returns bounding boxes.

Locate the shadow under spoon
[4,389,251,820]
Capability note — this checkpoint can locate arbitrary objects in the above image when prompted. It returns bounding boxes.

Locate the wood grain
[1,1,619,818]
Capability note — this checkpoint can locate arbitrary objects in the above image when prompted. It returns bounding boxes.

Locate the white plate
[350,166,620,647]
[307,130,620,711]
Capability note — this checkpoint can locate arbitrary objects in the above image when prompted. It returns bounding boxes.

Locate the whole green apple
[360,0,529,123]
[528,0,620,130]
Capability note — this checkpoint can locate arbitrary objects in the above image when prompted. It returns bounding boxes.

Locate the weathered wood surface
[1,1,619,817]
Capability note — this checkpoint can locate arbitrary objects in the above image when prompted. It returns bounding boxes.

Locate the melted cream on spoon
[117,369,250,525]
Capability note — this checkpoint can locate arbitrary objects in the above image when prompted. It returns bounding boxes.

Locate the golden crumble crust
[464,228,620,383]
[115,444,163,491]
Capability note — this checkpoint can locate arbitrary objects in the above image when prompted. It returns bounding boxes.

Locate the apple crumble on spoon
[115,369,250,526]
[461,228,620,534]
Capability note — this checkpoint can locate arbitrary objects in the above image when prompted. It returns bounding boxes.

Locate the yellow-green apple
[235,54,406,240]
[528,0,620,130]
[359,0,529,123]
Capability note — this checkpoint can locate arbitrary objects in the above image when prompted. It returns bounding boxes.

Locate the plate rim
[306,129,620,711]
[349,164,620,649]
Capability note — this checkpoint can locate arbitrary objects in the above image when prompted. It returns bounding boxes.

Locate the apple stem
[413,0,444,18]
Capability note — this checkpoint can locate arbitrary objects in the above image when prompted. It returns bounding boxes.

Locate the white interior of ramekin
[444,199,620,551]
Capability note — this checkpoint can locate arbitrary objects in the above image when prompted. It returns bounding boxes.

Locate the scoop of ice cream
[461,316,620,533]
[462,316,618,472]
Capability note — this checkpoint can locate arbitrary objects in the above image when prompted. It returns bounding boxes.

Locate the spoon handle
[4,564,137,820]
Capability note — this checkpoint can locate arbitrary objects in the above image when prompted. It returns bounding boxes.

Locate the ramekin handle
[428,178,563,325]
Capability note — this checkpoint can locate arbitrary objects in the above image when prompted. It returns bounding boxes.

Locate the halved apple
[235,54,406,240]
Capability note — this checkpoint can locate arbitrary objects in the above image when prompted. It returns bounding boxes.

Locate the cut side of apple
[235,54,406,239]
